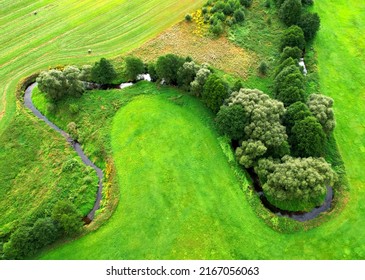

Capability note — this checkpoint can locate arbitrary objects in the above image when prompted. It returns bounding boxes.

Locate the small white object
[299,58,308,76]
[119,82,133,89]
[137,73,152,81]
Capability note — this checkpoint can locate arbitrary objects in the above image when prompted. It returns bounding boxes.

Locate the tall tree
[91,58,117,84]
[202,74,229,113]
[156,54,185,85]
[280,25,305,51]
[298,12,321,41]
[279,0,302,26]
[215,104,247,140]
[124,56,145,81]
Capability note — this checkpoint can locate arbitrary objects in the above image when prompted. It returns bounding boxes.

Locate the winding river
[24,81,334,223]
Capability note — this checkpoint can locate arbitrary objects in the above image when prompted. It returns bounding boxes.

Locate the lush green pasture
[39,82,360,260]
[0,0,204,239]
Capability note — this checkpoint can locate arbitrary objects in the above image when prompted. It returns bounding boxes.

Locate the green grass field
[0,0,204,240]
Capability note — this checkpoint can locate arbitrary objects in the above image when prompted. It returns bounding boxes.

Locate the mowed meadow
[0,0,205,128]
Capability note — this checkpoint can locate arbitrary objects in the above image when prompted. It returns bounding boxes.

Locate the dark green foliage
[185,14,192,21]
[274,65,306,106]
[291,116,326,157]
[240,0,253,7]
[280,46,302,63]
[63,66,84,97]
[283,101,312,133]
[216,105,247,140]
[258,61,268,75]
[280,25,305,51]
[177,61,199,91]
[232,79,244,92]
[257,156,337,211]
[3,226,36,259]
[147,63,158,82]
[202,74,229,113]
[236,140,267,168]
[298,12,321,41]
[301,0,313,5]
[69,103,79,115]
[274,0,286,7]
[210,20,224,36]
[51,200,83,236]
[265,0,271,8]
[156,54,185,85]
[31,218,58,249]
[233,9,245,22]
[91,58,117,84]
[124,56,145,81]
[279,0,302,26]
[274,57,297,77]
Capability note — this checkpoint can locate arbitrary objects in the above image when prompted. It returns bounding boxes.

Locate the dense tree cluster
[3,200,82,259]
[280,25,305,51]
[91,57,117,84]
[156,54,185,85]
[256,156,337,211]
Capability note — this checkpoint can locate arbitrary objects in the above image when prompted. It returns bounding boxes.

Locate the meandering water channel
[24,81,333,223]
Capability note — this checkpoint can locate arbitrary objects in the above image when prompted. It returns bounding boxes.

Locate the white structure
[299,58,308,76]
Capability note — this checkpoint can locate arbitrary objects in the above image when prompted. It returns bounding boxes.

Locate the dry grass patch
[130,20,258,79]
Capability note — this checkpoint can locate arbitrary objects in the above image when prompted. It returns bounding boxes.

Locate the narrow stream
[24,83,103,223]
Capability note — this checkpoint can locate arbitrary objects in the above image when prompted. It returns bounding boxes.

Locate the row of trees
[3,200,83,259]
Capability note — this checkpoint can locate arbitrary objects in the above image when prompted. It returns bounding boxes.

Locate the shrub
[191,65,211,96]
[283,101,312,134]
[210,20,224,36]
[3,226,35,259]
[298,12,321,41]
[31,218,58,249]
[216,105,247,140]
[233,9,245,23]
[156,54,185,85]
[280,25,305,51]
[265,0,271,8]
[124,56,145,81]
[177,61,199,91]
[301,0,313,5]
[232,79,244,92]
[91,58,117,84]
[69,103,79,115]
[236,140,267,168]
[67,122,79,141]
[78,65,92,81]
[185,14,192,22]
[202,74,229,113]
[240,0,253,7]
[290,116,327,157]
[274,57,297,77]
[258,61,268,75]
[279,0,302,26]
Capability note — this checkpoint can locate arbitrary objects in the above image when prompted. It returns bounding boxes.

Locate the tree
[3,226,35,259]
[156,54,184,85]
[202,74,229,113]
[280,46,302,63]
[147,63,158,81]
[280,25,305,51]
[210,20,224,36]
[91,58,117,84]
[274,65,306,106]
[307,94,335,135]
[227,89,288,151]
[257,156,337,211]
[274,57,297,77]
[291,116,326,157]
[240,0,253,7]
[283,101,312,134]
[236,140,267,168]
[124,56,145,81]
[63,66,84,97]
[191,65,211,96]
[298,12,321,41]
[31,217,58,249]
[177,61,199,91]
[216,105,247,140]
[258,61,268,75]
[279,0,302,26]
[36,69,67,101]
[51,200,83,236]
[78,65,92,81]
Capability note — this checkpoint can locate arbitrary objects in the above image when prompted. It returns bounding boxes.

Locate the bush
[216,105,247,140]
[279,0,302,26]
[301,0,313,5]
[274,57,297,77]
[190,65,211,96]
[69,104,79,115]
[240,0,253,7]
[210,20,224,36]
[265,0,271,8]
[258,61,268,75]
[185,14,192,22]
[307,94,335,135]
[298,12,321,41]
[283,101,312,134]
[31,218,59,249]
[290,116,327,157]
[280,25,305,51]
[156,54,185,85]
[52,200,83,236]
[91,58,117,84]
[177,61,199,91]
[3,226,35,259]
[202,74,229,113]
[233,9,245,23]
[67,122,79,141]
[124,56,145,81]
